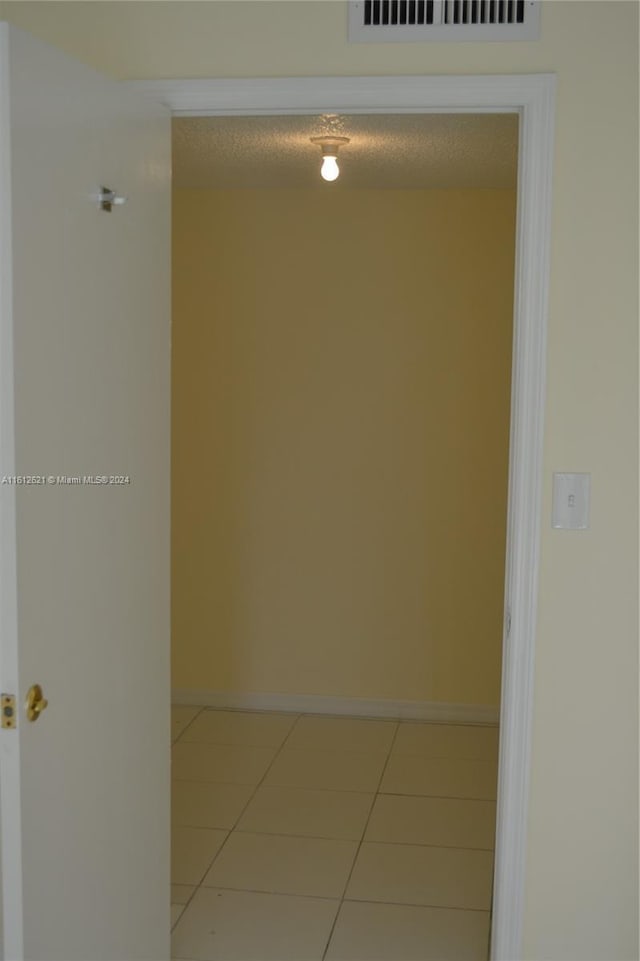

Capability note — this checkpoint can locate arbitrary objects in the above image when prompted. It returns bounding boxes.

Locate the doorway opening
[133,65,556,961]
[169,109,517,961]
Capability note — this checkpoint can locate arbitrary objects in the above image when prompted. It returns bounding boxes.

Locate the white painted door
[0,24,170,961]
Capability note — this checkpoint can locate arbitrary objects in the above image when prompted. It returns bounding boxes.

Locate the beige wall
[172,186,515,705]
[1,2,637,959]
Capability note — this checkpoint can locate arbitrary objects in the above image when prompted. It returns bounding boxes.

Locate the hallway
[171,707,498,960]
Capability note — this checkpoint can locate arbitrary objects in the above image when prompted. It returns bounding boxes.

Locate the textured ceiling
[172,113,518,190]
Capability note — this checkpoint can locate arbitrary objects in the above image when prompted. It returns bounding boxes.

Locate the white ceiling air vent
[348,0,540,42]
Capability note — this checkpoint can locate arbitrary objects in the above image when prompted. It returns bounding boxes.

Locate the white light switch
[552,472,591,530]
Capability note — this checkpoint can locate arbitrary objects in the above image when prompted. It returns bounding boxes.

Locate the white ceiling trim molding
[130,73,551,116]
[130,72,556,961]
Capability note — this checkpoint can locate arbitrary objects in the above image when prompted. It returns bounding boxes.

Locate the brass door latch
[25,684,48,722]
[1,686,49,727]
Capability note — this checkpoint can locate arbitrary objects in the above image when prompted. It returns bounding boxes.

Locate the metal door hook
[97,186,127,212]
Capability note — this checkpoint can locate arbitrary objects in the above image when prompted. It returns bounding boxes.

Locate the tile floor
[170,706,499,961]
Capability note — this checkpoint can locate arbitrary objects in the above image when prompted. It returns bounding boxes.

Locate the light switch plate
[552,472,591,530]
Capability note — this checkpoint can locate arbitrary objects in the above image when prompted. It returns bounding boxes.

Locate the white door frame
[133,72,556,961]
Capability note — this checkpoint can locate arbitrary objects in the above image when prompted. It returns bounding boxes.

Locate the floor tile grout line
[171,835,225,932]
[261,745,394,758]
[176,742,397,755]
[175,744,497,763]
[183,711,304,898]
[171,779,387,795]
[179,882,492,914]
[169,891,196,929]
[171,705,206,745]
[169,902,188,933]
[297,713,498,730]
[344,837,496,853]
[175,720,310,746]
[378,791,497,802]
[176,725,496,756]
[390,753,499,762]
[178,744,395,755]
[321,718,401,961]
[198,884,342,903]
[171,776,497,803]
[172,823,495,852]
[341,896,492,914]
[174,824,366,843]
[175,706,304,749]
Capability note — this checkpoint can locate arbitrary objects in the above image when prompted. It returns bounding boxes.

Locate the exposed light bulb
[310,134,350,184]
[321,155,340,182]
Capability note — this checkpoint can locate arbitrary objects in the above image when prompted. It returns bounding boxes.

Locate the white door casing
[0,24,171,961]
[132,73,556,961]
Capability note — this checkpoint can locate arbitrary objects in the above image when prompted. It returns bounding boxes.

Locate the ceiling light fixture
[310,135,350,182]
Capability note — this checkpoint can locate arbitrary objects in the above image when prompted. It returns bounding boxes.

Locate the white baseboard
[171,689,499,726]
